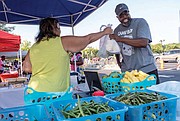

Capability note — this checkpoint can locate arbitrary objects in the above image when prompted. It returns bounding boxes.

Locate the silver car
[155,49,180,62]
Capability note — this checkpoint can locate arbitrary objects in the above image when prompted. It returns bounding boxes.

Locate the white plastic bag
[97,33,109,58]
[148,81,180,119]
[106,36,120,54]
[97,24,120,58]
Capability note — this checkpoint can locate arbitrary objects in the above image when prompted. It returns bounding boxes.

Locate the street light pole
[159,40,165,54]
[179,10,180,43]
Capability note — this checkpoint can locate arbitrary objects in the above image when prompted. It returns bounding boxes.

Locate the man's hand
[109,34,119,41]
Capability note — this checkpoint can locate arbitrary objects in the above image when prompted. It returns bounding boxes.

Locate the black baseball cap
[115,3,129,16]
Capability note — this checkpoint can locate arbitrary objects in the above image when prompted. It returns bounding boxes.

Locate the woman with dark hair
[0,55,11,74]
[70,52,83,72]
[0,55,6,74]
[23,17,112,92]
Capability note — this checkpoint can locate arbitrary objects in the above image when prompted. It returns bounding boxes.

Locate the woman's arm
[62,27,112,53]
[22,51,32,73]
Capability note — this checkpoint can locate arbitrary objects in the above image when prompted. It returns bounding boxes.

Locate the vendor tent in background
[0,30,21,52]
[0,0,108,72]
[0,51,27,59]
[0,30,22,75]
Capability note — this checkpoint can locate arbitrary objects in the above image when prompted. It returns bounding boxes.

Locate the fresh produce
[102,70,155,83]
[113,92,167,106]
[61,96,114,119]
[120,70,155,83]
[102,71,121,79]
[102,75,109,79]
[112,91,168,120]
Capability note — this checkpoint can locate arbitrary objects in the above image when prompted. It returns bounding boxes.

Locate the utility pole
[179,10,180,43]
[159,40,165,54]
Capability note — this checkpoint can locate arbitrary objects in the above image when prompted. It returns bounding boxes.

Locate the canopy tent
[0,0,108,27]
[0,30,21,52]
[0,0,108,72]
[0,30,22,77]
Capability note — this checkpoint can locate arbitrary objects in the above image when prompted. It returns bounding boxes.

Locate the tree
[21,40,31,51]
[82,47,98,59]
[0,23,15,32]
[151,44,164,54]
[151,43,180,54]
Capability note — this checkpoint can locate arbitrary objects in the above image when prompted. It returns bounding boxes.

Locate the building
[179,27,180,43]
[179,10,180,43]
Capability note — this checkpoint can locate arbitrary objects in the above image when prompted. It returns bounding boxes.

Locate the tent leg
[74,53,77,72]
[19,45,23,76]
[71,23,77,72]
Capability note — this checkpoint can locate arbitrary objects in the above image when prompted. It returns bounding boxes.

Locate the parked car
[155,49,180,62]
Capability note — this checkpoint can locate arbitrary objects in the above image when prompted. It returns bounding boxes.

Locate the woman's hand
[103,27,113,35]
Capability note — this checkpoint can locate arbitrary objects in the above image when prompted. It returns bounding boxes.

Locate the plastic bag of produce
[97,32,109,58]
[97,24,120,58]
[106,38,120,54]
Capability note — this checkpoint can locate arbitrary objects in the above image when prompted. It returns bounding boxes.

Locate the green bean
[77,113,81,118]
[96,107,101,114]
[88,108,97,113]
[82,106,92,115]
[62,103,71,111]
[62,110,76,118]
[61,97,115,119]
[99,105,108,112]
[77,95,85,117]
[113,92,168,106]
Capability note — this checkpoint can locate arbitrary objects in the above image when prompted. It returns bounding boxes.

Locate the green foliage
[0,23,15,32]
[151,43,180,54]
[82,47,98,59]
[151,44,163,54]
[21,40,32,51]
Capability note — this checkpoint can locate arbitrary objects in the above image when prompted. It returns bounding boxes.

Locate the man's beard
[122,18,131,27]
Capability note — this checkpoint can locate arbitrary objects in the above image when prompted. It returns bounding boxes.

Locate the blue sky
[8,0,180,48]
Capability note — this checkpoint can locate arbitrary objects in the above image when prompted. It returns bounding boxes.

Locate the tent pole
[19,44,23,76]
[71,15,77,72]
[71,25,75,35]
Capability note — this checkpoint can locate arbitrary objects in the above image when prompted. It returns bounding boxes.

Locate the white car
[155,49,180,62]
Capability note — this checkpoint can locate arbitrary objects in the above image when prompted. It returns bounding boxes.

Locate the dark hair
[1,55,5,58]
[76,52,82,55]
[35,17,59,43]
